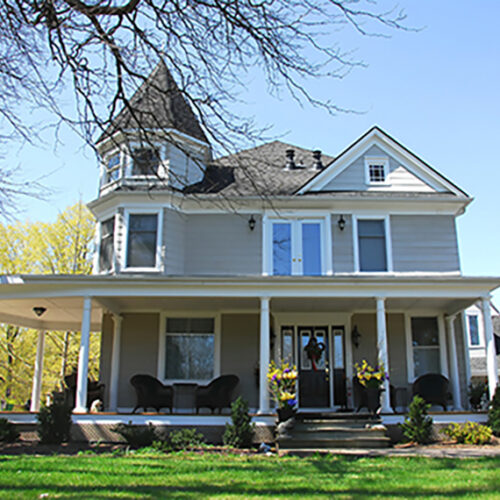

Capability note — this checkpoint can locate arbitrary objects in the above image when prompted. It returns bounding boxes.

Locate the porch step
[277,412,390,451]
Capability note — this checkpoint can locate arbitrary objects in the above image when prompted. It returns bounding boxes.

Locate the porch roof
[0,273,498,331]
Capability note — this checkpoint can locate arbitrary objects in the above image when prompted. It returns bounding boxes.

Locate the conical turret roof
[98,62,209,144]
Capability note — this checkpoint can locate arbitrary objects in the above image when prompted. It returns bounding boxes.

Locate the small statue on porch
[304,337,325,371]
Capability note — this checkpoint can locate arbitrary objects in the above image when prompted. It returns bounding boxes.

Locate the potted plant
[267,360,298,422]
[354,359,388,414]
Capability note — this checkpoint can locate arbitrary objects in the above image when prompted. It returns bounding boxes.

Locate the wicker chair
[130,374,174,413]
[195,374,239,414]
[412,373,449,411]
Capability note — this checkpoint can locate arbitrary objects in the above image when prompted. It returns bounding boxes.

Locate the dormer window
[105,152,122,183]
[365,157,389,185]
[131,147,160,176]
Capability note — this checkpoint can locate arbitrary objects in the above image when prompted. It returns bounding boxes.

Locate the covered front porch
[0,274,499,422]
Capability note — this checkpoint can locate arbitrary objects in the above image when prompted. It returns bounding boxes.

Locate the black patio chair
[412,373,449,411]
[130,374,174,413]
[195,374,239,414]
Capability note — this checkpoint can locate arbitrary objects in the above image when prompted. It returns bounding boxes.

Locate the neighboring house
[0,63,499,424]
[465,302,500,384]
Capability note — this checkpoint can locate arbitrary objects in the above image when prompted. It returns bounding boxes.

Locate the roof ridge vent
[312,150,324,170]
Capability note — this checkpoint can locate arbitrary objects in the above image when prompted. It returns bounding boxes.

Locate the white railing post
[481,298,499,398]
[258,297,270,414]
[74,297,92,413]
[109,314,122,412]
[376,297,392,413]
[446,315,463,410]
[30,330,46,412]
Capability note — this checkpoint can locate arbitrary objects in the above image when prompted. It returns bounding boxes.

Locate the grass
[0,452,498,499]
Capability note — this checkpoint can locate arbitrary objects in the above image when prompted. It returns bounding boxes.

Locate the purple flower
[287,399,297,407]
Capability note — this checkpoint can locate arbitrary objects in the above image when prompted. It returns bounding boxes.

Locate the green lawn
[0,452,498,499]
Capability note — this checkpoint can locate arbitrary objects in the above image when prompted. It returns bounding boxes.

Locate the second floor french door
[271,219,324,276]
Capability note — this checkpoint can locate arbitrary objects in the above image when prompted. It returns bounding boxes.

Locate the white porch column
[30,331,46,412]
[481,298,499,398]
[109,314,122,412]
[376,297,392,413]
[258,297,270,414]
[74,297,92,413]
[446,315,463,410]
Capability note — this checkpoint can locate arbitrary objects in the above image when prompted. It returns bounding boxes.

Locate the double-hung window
[99,217,115,272]
[467,314,481,347]
[269,218,325,276]
[356,218,389,272]
[105,152,122,183]
[164,318,215,381]
[410,317,441,378]
[125,212,160,269]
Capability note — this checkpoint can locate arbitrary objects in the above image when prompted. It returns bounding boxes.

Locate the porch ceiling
[0,297,103,331]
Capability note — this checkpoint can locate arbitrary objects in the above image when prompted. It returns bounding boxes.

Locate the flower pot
[277,406,296,422]
[366,387,381,415]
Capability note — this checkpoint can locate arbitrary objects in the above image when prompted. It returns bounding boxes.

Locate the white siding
[322,145,438,192]
[391,215,460,272]
[331,214,354,273]
[163,208,186,274]
[184,214,262,275]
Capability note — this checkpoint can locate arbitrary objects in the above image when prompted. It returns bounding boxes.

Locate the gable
[322,145,438,193]
[298,127,468,197]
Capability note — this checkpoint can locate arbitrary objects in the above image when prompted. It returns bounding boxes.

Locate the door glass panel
[302,223,321,276]
[281,327,295,364]
[314,329,327,370]
[272,223,292,275]
[333,329,344,369]
[300,330,312,370]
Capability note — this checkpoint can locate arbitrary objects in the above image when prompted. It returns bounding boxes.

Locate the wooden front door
[298,326,330,407]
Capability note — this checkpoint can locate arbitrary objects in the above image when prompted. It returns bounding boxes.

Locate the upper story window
[355,217,391,272]
[365,157,389,185]
[467,314,481,347]
[105,152,122,183]
[131,147,160,176]
[99,217,115,272]
[125,212,161,269]
[267,218,326,276]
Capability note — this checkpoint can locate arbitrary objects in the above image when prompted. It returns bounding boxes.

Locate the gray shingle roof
[187,140,334,196]
[98,62,209,144]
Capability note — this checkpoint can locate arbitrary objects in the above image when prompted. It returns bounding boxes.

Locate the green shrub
[111,423,158,448]
[223,397,255,448]
[168,428,205,451]
[400,395,433,444]
[0,418,19,443]
[36,400,72,444]
[443,422,492,445]
[487,387,500,436]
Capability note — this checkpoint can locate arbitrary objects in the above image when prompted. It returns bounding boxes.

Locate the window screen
[468,315,480,346]
[411,317,440,378]
[358,219,387,272]
[131,147,160,176]
[126,214,158,268]
[165,318,215,380]
[99,217,115,272]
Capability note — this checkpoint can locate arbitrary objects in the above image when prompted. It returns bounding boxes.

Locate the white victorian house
[1,64,499,437]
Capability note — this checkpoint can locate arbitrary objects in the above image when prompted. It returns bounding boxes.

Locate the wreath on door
[304,337,326,371]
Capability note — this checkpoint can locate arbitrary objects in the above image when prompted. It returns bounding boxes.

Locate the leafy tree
[0,202,99,408]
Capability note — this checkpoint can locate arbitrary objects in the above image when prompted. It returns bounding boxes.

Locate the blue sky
[7,1,500,302]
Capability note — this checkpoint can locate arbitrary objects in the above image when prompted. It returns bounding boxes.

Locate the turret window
[99,217,115,272]
[125,212,161,269]
[105,152,122,183]
[131,147,160,176]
